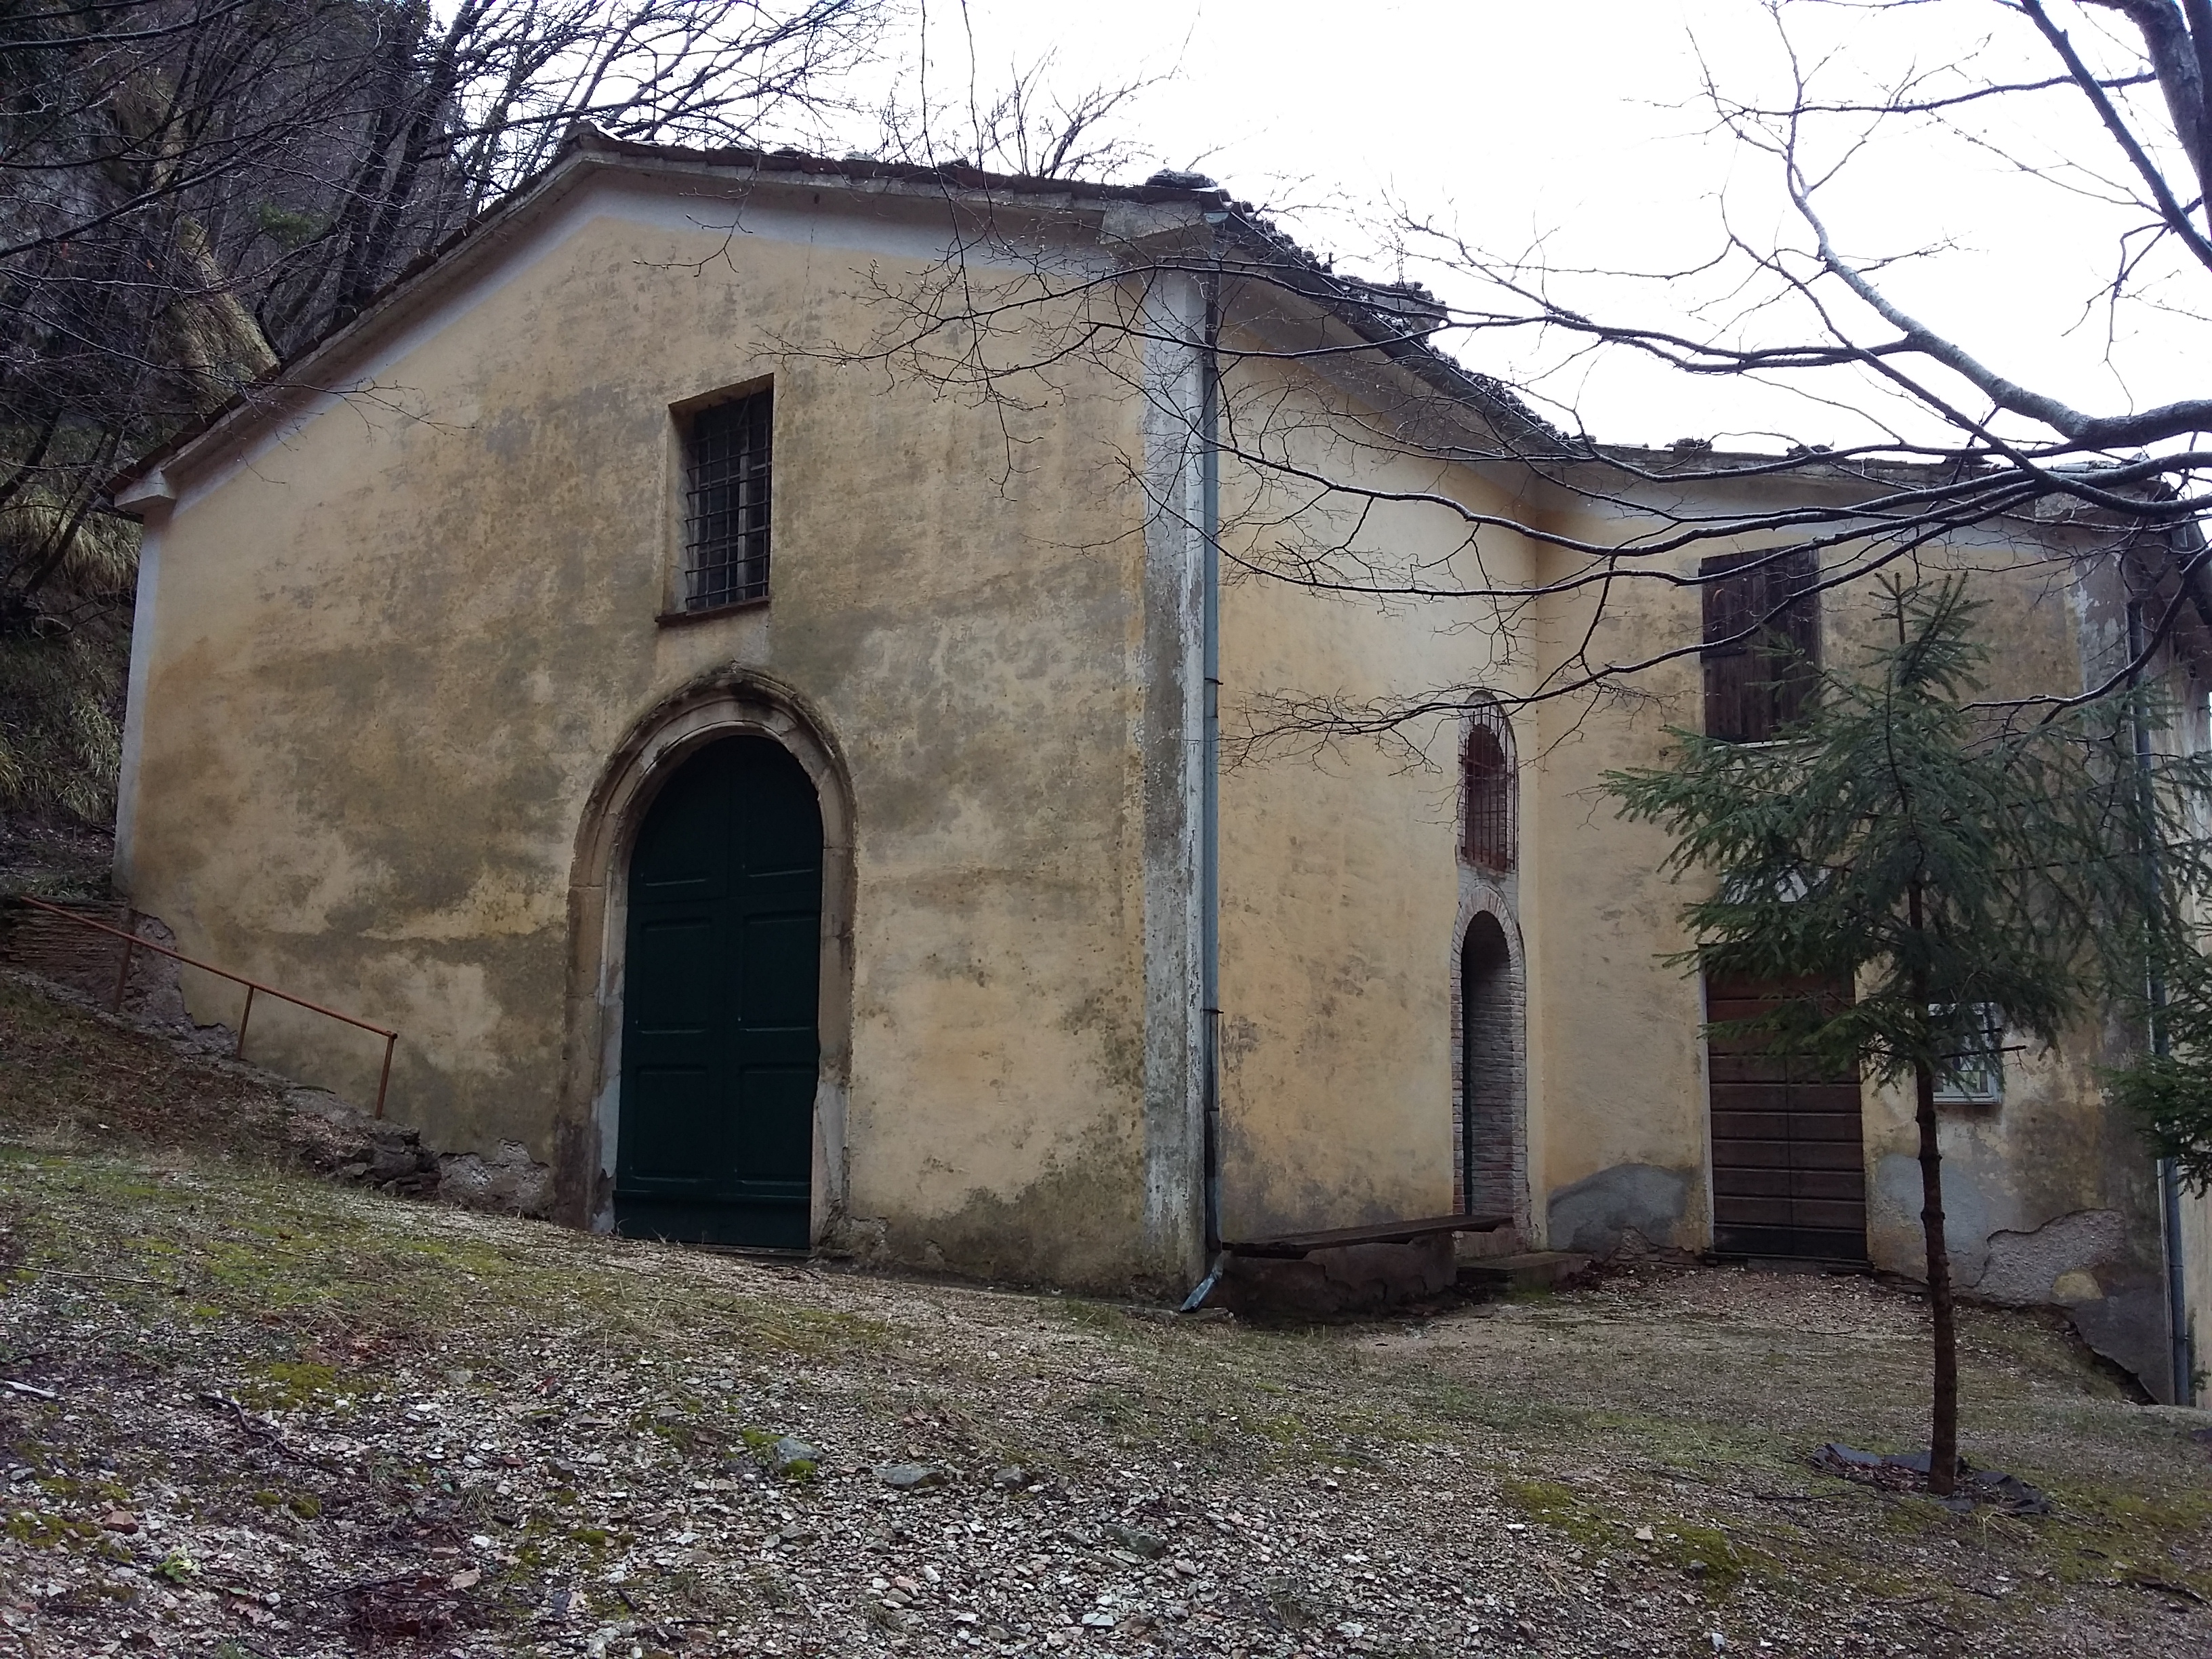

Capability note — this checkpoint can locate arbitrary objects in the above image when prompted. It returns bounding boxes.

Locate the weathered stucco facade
[109,134,2205,1399]
[1510,476,2203,1394]
[115,141,1214,1292]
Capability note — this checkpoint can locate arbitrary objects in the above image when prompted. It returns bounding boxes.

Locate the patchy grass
[0,977,2208,1656]
[0,975,291,1159]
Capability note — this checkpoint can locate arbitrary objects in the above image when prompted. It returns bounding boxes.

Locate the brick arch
[553,669,857,1238]
[1451,867,1528,1228]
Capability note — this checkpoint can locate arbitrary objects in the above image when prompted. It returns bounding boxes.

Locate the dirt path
[2,981,2209,1658]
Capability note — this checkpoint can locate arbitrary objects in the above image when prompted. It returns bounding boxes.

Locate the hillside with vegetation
[0,0,882,836]
[2,972,2209,1658]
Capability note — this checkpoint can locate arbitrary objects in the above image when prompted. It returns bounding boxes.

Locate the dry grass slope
[1,975,2209,1657]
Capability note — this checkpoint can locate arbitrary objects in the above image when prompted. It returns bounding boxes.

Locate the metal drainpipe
[2128,597,2196,1405]
[1200,267,1223,1260]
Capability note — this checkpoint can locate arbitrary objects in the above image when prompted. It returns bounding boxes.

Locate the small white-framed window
[1931,1002,2005,1104]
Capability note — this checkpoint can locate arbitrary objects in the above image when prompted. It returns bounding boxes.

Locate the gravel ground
[3,977,2211,1659]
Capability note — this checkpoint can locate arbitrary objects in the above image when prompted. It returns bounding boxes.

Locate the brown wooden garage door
[1705,973,1868,1261]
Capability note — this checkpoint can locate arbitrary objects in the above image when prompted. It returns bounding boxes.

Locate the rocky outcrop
[281,1088,440,1196]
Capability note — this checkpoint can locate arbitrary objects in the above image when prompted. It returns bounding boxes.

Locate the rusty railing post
[109,908,135,1013]
[375,1033,396,1120]
[12,895,401,1124]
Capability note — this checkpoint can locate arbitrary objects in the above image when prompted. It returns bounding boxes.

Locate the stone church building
[106,130,2208,1398]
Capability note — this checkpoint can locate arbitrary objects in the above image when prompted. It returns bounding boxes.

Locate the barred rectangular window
[684,390,773,609]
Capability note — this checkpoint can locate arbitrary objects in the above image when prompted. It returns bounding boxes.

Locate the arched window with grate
[1461,712,1516,872]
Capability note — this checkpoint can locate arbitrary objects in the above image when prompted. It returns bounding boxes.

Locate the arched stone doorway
[556,672,855,1240]
[616,735,823,1248]
[1458,908,1522,1219]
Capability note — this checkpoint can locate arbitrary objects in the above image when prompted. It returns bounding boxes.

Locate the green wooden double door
[616,737,821,1249]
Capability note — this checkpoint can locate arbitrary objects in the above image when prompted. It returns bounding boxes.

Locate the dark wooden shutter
[1701,556,1756,741]
[1767,552,1820,730]
[1702,551,1819,741]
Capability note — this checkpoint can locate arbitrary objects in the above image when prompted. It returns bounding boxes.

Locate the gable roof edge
[108,129,1559,506]
[106,146,615,506]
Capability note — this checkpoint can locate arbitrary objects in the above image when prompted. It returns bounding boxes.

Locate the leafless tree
[0,0,884,821]
[867,47,1176,181]
[255,0,883,346]
[803,1,2212,755]
[1364,0,2212,726]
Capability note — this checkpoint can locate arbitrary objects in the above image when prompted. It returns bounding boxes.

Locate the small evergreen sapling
[1609,575,2212,1492]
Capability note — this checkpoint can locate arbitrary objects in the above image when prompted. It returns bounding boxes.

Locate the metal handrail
[7,894,399,1119]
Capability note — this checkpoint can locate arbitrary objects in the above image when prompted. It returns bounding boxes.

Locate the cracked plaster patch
[1971,1208,2127,1306]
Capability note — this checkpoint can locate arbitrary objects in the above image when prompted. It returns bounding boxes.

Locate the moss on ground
[1,977,2209,1654]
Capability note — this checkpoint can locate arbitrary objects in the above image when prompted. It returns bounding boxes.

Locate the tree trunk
[1905,869,1958,1496]
[1914,1053,1959,1496]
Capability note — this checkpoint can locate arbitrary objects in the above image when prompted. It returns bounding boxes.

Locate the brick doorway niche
[1459,910,1521,1218]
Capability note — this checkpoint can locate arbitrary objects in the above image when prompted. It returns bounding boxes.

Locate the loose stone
[876,1462,949,1491]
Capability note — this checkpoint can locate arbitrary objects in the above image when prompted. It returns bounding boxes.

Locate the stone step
[1454,1225,1525,1263]
[1457,1250,1594,1294]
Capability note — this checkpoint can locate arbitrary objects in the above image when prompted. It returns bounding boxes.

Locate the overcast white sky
[850,1,2207,453]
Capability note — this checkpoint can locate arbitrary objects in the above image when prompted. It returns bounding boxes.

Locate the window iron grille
[1462,713,1516,872]
[684,391,773,609]
[1931,1002,2005,1104]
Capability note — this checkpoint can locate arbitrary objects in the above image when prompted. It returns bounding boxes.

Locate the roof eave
[107,134,1246,506]
[110,130,1582,505]
[106,142,610,506]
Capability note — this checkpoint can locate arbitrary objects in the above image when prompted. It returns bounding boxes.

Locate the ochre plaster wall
[1506,520,1713,1256]
[1519,490,2178,1389]
[119,179,1185,1289]
[2183,1189,2212,1398]
[1210,354,1538,1242]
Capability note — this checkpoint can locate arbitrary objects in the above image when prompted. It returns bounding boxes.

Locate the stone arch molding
[1451,694,1521,1229]
[554,669,857,1239]
[1452,863,1529,1231]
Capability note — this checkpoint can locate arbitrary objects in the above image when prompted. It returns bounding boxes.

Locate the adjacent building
[106,130,2207,1399]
